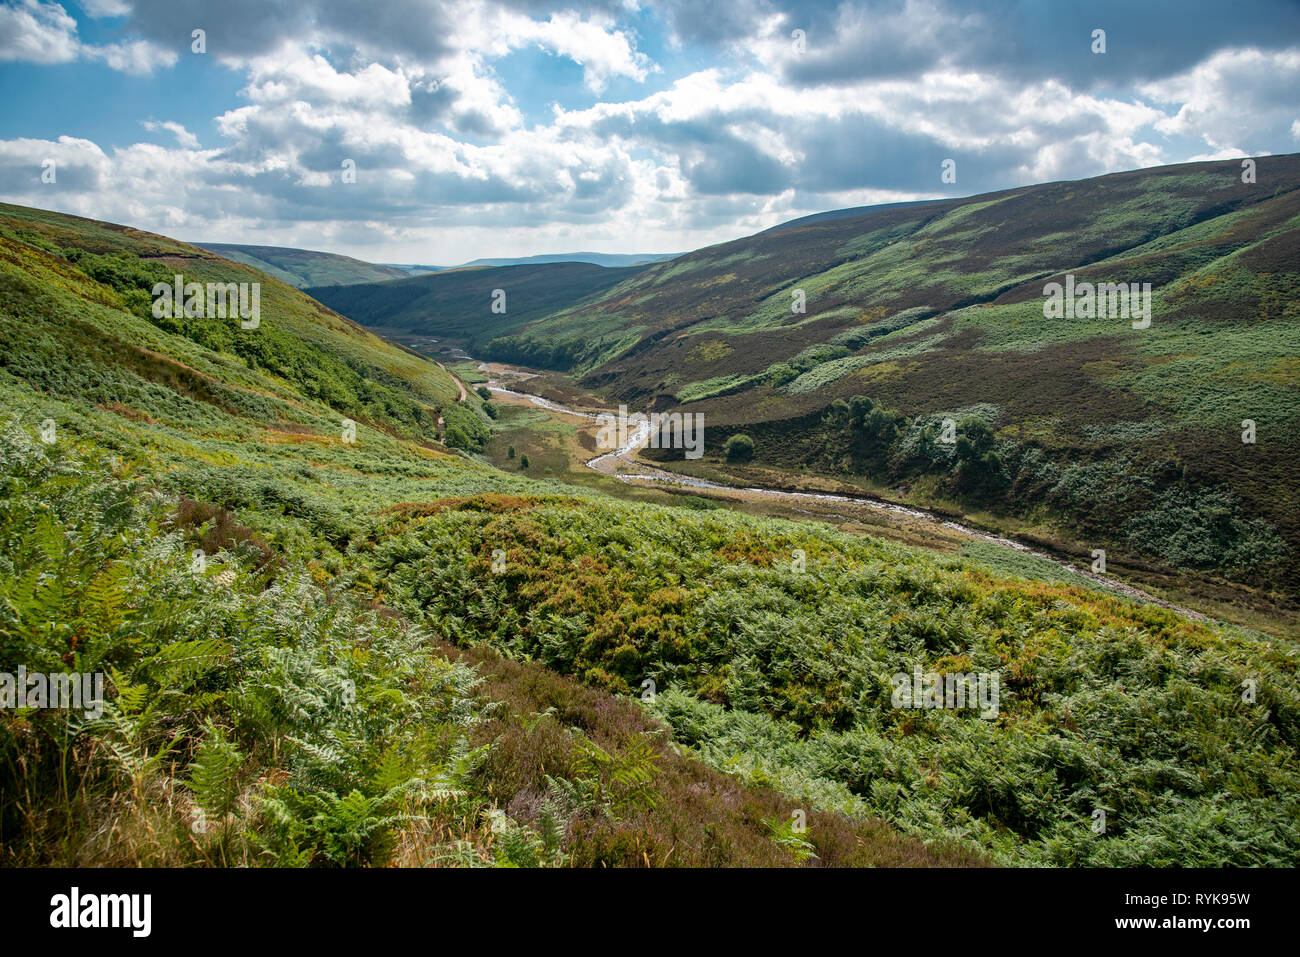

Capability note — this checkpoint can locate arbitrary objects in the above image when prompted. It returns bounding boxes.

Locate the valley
[476,360,1290,632]
[2,167,1298,870]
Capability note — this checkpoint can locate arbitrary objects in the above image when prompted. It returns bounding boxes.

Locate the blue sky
[1,0,1298,263]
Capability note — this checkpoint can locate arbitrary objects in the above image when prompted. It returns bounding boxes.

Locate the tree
[507,445,515,459]
[724,433,755,463]
[519,454,530,469]
[476,386,492,401]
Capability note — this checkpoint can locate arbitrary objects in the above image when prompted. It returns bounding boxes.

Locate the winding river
[484,371,1206,620]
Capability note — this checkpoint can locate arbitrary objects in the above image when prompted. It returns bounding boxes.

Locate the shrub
[724,434,755,463]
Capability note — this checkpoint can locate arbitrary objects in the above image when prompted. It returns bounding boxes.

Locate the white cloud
[142,120,200,148]
[1142,47,1300,153]
[0,0,174,73]
[491,9,657,92]
[84,38,175,74]
[79,0,131,16]
[0,0,79,64]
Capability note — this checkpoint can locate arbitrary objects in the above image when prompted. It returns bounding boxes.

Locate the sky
[0,0,1298,265]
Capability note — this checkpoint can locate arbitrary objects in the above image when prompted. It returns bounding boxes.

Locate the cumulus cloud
[1143,47,1300,155]
[0,0,1297,262]
[0,0,177,73]
[142,120,200,148]
[491,8,657,91]
[0,0,79,64]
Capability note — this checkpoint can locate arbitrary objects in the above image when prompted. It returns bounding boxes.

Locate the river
[484,371,1206,620]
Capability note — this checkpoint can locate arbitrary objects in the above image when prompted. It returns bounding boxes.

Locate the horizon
[2,0,1299,262]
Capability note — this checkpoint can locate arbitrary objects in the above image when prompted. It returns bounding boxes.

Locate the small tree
[476,386,492,401]
[724,433,755,463]
[507,445,515,459]
[519,454,530,469]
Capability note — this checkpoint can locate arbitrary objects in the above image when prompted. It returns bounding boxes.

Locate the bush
[724,434,755,463]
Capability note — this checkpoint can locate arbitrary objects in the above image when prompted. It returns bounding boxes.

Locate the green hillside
[329,157,1300,595]
[2,201,1298,868]
[199,242,410,288]
[306,260,650,349]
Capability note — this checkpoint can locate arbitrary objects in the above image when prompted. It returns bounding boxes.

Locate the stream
[484,372,1206,620]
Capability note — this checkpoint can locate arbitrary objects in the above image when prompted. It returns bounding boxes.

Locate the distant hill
[196,244,678,285]
[305,260,650,346]
[456,251,679,269]
[383,263,446,277]
[381,251,680,275]
[197,242,411,287]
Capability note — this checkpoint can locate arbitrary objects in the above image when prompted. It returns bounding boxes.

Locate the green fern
[188,724,243,824]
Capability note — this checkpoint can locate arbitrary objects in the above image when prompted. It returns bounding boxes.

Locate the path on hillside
[483,366,1207,622]
[430,357,467,401]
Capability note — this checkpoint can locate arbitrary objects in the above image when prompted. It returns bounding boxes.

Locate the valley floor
[473,359,1299,642]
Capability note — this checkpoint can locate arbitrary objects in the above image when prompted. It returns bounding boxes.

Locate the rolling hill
[197,242,411,287]
[306,260,651,346]
[317,156,1300,595]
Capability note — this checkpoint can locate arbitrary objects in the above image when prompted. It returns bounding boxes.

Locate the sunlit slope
[500,155,1300,391]
[0,201,513,538]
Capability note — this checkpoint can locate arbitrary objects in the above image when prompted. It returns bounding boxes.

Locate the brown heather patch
[434,639,987,868]
[259,429,333,447]
[98,401,156,424]
[381,494,551,520]
[168,498,282,581]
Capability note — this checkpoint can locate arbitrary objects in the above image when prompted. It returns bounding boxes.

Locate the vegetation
[724,433,755,463]
[2,189,1297,869]
[319,157,1300,593]
[368,496,1300,866]
[199,243,409,288]
[0,202,976,868]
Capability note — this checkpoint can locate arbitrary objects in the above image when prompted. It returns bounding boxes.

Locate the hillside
[323,156,1300,596]
[306,260,650,348]
[0,201,970,867]
[2,201,1298,868]
[198,242,411,288]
